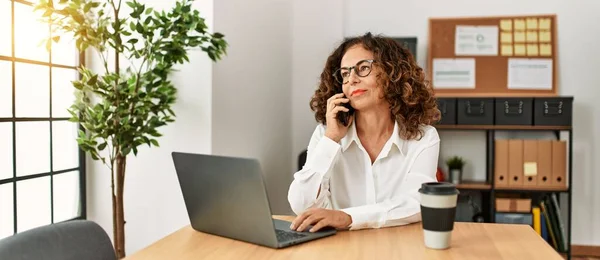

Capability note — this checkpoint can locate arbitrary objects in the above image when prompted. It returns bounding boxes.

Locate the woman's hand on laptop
[290,208,352,232]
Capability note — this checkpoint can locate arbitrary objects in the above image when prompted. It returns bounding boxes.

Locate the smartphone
[336,90,355,127]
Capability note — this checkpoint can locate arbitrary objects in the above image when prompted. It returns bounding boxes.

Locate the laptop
[171,152,337,248]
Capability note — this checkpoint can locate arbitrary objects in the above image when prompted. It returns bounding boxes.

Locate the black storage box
[436,98,457,125]
[457,98,494,125]
[533,97,573,126]
[495,98,533,125]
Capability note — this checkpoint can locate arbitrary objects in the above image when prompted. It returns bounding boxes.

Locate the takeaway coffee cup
[418,182,459,250]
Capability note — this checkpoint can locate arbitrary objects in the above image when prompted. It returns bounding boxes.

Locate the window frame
[0,0,87,236]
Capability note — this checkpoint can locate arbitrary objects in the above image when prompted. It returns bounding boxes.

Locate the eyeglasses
[334,59,376,84]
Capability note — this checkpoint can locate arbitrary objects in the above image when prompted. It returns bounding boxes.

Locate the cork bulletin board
[427,15,558,97]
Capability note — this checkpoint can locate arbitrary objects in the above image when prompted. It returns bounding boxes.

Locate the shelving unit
[436,123,573,260]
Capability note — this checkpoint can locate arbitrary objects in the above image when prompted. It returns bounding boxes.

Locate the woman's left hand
[290,208,352,232]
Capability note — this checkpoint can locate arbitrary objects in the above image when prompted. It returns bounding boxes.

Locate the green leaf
[72,81,83,90]
[83,3,92,13]
[145,7,153,15]
[43,9,53,17]
[126,1,135,8]
[150,139,159,147]
[98,142,107,151]
[87,74,98,85]
[45,39,51,52]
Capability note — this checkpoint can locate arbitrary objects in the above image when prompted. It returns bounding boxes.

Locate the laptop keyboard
[275,229,307,241]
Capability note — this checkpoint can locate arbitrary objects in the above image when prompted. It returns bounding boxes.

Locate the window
[0,0,86,239]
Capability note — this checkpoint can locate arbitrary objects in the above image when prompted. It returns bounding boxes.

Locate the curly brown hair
[310,32,440,140]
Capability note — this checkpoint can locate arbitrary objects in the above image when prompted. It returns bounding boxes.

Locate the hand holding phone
[324,93,354,143]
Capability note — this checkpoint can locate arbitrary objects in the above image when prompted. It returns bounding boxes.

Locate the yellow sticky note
[501,44,513,56]
[500,19,513,31]
[501,32,512,43]
[527,18,538,30]
[514,19,526,30]
[539,31,551,42]
[527,44,539,56]
[524,162,538,176]
[527,31,538,42]
[514,32,525,43]
[540,44,552,56]
[539,18,551,30]
[514,44,526,55]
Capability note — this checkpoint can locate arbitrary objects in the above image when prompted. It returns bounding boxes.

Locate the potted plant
[35,0,227,258]
[445,156,466,184]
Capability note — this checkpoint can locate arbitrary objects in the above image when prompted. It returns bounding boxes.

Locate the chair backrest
[0,220,116,260]
[298,149,307,171]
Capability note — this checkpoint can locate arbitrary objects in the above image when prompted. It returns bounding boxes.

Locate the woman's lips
[351,89,367,96]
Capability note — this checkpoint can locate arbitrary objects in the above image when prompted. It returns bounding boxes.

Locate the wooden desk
[126,215,562,260]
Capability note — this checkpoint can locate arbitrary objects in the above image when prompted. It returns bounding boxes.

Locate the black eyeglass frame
[334,59,376,84]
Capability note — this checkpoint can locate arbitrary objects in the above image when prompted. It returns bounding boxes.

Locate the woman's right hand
[324,93,353,143]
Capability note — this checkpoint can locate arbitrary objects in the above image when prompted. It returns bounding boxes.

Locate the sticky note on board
[539,18,551,30]
[539,31,551,42]
[527,31,538,43]
[527,44,539,56]
[500,19,513,31]
[514,32,526,43]
[514,44,526,55]
[526,18,538,30]
[501,44,513,56]
[501,32,512,43]
[514,19,526,30]
[540,44,552,56]
[524,162,538,176]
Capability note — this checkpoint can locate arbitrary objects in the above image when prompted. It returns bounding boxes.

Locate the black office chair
[297,149,307,171]
[0,220,116,260]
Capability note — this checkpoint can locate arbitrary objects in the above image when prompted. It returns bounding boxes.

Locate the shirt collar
[340,120,405,156]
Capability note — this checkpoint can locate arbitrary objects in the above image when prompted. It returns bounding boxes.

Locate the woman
[288,32,441,233]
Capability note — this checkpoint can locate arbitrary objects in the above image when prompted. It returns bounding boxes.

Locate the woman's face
[339,44,386,111]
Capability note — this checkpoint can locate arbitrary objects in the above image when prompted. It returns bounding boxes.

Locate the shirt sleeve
[340,139,440,230]
[288,125,341,215]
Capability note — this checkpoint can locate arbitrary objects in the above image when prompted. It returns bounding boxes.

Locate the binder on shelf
[523,140,538,187]
[551,141,567,188]
[549,194,567,251]
[537,140,553,187]
[532,207,541,235]
[495,140,509,186]
[508,140,524,187]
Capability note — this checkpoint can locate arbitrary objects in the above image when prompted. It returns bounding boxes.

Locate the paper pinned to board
[514,19,526,30]
[514,32,525,43]
[501,32,512,43]
[455,25,498,56]
[514,44,526,56]
[540,44,552,56]
[526,18,539,30]
[501,44,513,56]
[500,19,513,31]
[508,58,552,90]
[432,58,475,89]
[539,31,551,42]
[539,18,552,30]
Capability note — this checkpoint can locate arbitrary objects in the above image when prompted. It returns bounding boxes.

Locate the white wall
[86,0,214,254]
[212,0,293,214]
[341,0,599,246]
[291,0,344,173]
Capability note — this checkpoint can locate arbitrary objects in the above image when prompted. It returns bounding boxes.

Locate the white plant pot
[450,169,462,184]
